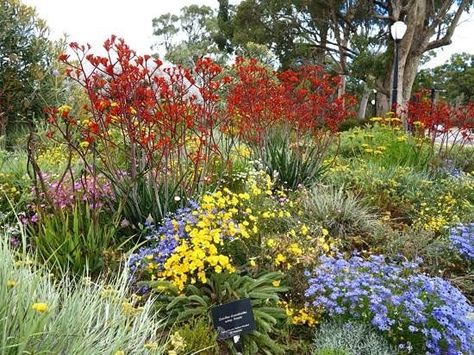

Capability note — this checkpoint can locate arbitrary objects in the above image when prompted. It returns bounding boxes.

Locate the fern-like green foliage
[147,271,288,354]
[173,318,218,354]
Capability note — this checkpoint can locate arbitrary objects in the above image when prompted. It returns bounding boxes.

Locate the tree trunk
[374,0,469,122]
[376,92,390,116]
[358,86,370,119]
[401,53,422,105]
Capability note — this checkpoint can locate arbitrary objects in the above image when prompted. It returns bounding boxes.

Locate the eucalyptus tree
[152,5,229,67]
[217,0,473,114]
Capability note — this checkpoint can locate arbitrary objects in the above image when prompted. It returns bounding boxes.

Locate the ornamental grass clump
[449,223,474,260]
[305,254,474,355]
[0,238,165,354]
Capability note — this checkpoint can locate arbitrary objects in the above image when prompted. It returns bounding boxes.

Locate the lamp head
[391,21,407,41]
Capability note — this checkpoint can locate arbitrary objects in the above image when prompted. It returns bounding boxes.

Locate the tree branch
[426,0,469,51]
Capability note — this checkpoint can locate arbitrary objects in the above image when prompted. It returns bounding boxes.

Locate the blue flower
[449,223,474,260]
[305,254,474,354]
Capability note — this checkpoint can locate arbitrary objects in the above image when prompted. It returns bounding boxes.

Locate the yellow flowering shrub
[280,301,320,327]
[413,189,472,232]
[146,183,261,290]
[36,146,68,167]
[339,118,430,171]
[262,225,335,271]
[0,172,26,210]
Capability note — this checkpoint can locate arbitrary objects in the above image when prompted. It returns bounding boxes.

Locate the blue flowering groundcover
[449,223,474,260]
[305,254,474,355]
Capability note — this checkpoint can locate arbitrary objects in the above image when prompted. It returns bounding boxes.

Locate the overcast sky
[22,0,474,68]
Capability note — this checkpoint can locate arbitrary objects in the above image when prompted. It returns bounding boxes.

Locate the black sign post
[211,298,256,353]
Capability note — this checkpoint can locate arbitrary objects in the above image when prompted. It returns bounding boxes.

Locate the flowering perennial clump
[130,188,258,290]
[41,174,112,210]
[305,255,474,354]
[449,223,474,260]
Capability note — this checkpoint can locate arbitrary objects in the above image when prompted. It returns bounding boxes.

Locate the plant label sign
[211,298,256,340]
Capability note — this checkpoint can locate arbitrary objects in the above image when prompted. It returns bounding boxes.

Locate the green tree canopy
[152,5,229,67]
[414,52,474,104]
[0,0,61,145]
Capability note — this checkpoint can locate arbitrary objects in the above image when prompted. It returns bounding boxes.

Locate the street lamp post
[371,89,377,117]
[390,21,407,115]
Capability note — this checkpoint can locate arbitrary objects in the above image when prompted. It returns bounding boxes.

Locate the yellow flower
[31,302,49,313]
[57,104,72,115]
[79,141,90,148]
[370,117,383,122]
[275,254,286,265]
[121,301,143,317]
[144,342,158,351]
[249,259,256,267]
[7,279,16,288]
[301,224,309,235]
[272,280,281,287]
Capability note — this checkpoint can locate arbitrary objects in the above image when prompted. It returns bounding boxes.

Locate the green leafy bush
[172,318,218,354]
[0,150,30,214]
[338,122,432,170]
[324,161,474,232]
[444,146,474,174]
[312,320,396,355]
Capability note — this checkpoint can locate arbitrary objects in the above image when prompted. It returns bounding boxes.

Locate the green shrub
[172,318,218,354]
[324,161,474,231]
[338,123,432,170]
[0,150,30,214]
[0,239,165,354]
[337,117,368,132]
[312,320,396,355]
[298,185,383,241]
[444,146,474,174]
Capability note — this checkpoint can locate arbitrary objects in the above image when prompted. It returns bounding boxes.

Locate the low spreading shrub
[324,161,474,232]
[147,271,288,354]
[170,318,217,354]
[339,119,432,170]
[312,320,396,355]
